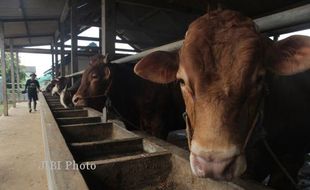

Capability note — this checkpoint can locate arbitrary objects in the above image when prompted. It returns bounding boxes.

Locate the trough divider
[42,93,272,189]
[133,131,274,190]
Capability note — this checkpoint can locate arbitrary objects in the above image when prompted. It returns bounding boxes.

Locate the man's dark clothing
[25,79,40,101]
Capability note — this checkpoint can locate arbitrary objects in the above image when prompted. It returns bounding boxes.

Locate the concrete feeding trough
[53,109,88,118]
[76,138,172,190]
[40,92,272,190]
[61,122,139,143]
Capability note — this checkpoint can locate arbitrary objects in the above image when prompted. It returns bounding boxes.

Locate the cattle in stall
[134,10,310,190]
[45,79,58,93]
[72,55,185,139]
[52,76,81,108]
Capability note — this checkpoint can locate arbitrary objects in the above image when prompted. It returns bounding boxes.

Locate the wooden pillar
[16,51,21,102]
[101,0,116,57]
[60,22,65,76]
[70,0,78,82]
[0,22,8,116]
[51,44,55,78]
[9,39,16,108]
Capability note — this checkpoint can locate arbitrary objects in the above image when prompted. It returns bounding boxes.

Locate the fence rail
[64,3,310,79]
[0,83,27,102]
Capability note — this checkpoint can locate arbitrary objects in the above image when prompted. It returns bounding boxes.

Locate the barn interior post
[16,51,21,102]
[51,44,55,79]
[70,0,78,85]
[9,39,16,108]
[101,0,116,57]
[60,22,65,76]
[0,22,8,116]
[55,46,59,77]
[101,0,115,120]
[54,37,59,77]
[99,27,102,54]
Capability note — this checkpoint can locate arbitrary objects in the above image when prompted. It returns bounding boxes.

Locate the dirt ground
[0,102,48,190]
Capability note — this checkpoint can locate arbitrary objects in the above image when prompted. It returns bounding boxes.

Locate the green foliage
[0,52,26,83]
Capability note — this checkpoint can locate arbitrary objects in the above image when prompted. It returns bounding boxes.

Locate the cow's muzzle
[189,142,246,180]
[72,94,86,106]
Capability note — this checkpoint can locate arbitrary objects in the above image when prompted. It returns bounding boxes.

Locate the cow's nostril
[189,152,246,180]
[72,95,80,104]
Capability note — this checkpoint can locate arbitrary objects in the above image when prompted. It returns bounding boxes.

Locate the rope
[262,138,298,189]
[181,81,297,188]
[79,80,112,100]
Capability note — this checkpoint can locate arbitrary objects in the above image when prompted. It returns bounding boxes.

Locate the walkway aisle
[0,102,48,190]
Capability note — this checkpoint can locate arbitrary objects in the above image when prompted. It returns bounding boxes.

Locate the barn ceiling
[0,0,65,47]
[75,0,310,51]
[0,0,309,52]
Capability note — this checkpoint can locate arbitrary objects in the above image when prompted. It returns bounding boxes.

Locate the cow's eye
[256,75,264,84]
[177,78,185,86]
[92,73,98,79]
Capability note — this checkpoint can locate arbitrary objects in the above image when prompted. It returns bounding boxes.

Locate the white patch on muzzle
[51,85,59,96]
[60,85,68,108]
[189,141,245,180]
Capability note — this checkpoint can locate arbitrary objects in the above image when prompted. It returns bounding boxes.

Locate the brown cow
[72,55,185,139]
[134,9,310,188]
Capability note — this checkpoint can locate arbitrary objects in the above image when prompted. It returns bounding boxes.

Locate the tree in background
[0,52,26,87]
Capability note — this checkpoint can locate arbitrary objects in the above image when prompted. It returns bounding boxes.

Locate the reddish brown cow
[72,55,185,139]
[134,9,310,186]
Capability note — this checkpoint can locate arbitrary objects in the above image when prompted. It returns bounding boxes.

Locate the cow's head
[72,55,110,109]
[134,10,310,180]
[46,79,58,93]
[51,77,69,96]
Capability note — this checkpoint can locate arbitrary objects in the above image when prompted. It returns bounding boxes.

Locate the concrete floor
[0,102,48,190]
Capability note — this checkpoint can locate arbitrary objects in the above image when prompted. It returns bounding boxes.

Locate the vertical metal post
[101,0,116,57]
[54,38,59,77]
[9,39,16,108]
[101,0,106,120]
[55,46,59,77]
[101,0,115,120]
[0,22,8,116]
[99,27,102,54]
[16,51,21,102]
[71,0,78,85]
[101,0,106,55]
[51,44,55,78]
[60,22,65,76]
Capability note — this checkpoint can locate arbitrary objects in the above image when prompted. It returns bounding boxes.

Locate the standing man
[24,73,40,112]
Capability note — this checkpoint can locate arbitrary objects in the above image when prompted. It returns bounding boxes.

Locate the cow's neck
[107,63,140,128]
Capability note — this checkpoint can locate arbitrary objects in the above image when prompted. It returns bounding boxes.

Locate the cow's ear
[104,67,110,79]
[134,51,179,84]
[268,35,310,76]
